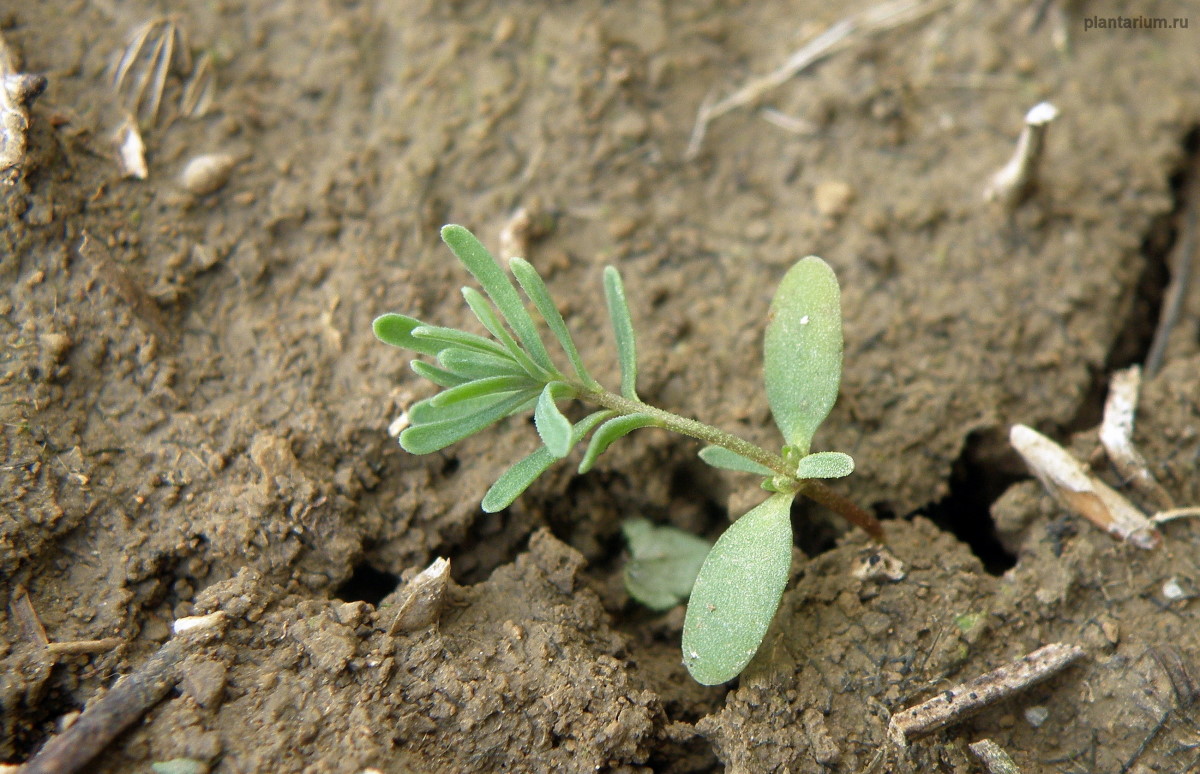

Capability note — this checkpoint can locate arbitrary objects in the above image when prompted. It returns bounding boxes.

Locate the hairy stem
[577,385,884,540]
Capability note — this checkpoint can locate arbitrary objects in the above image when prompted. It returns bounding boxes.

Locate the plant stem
[578,385,884,540]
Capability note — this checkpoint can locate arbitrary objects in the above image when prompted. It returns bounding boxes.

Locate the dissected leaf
[410,360,470,388]
[622,519,712,611]
[411,324,511,359]
[441,225,556,373]
[510,257,599,389]
[437,347,527,380]
[400,391,536,454]
[682,492,795,685]
[408,388,524,428]
[481,411,613,512]
[430,375,536,408]
[534,382,574,458]
[373,314,445,356]
[698,445,774,476]
[604,267,639,399]
[578,413,658,473]
[795,451,854,479]
[764,256,843,455]
[462,287,547,378]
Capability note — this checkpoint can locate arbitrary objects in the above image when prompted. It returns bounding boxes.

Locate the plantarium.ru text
[373,225,882,685]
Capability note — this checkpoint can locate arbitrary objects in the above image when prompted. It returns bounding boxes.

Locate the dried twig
[0,30,47,184]
[76,232,170,341]
[18,613,227,774]
[1010,424,1162,549]
[1145,164,1199,376]
[1100,366,1175,512]
[969,739,1023,774]
[983,102,1059,209]
[684,0,944,160]
[888,642,1085,746]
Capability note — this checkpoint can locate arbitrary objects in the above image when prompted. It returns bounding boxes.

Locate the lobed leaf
[510,257,599,389]
[534,382,575,458]
[437,347,527,380]
[411,324,511,359]
[373,314,445,357]
[578,413,658,473]
[462,287,548,379]
[698,446,774,476]
[622,519,712,611]
[408,389,523,426]
[400,391,536,454]
[603,266,639,399]
[795,451,854,479]
[481,411,613,512]
[764,256,843,456]
[429,375,535,408]
[410,360,470,388]
[682,492,795,685]
[440,225,556,374]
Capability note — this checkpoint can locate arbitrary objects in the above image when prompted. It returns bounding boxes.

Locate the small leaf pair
[682,255,853,685]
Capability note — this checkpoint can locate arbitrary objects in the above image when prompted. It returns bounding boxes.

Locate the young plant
[373,225,881,685]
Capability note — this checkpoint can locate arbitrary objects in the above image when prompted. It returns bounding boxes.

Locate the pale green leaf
[410,360,470,388]
[400,391,535,454]
[437,347,527,380]
[373,314,444,356]
[578,413,658,473]
[441,225,556,373]
[429,375,535,408]
[764,256,843,455]
[510,257,599,389]
[462,287,547,378]
[411,324,511,359]
[682,492,795,685]
[622,519,712,611]
[604,266,639,399]
[698,446,774,476]
[795,451,854,479]
[408,389,522,426]
[534,382,574,458]
[481,411,612,512]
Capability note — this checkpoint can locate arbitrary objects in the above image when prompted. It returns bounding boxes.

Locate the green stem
[576,385,884,541]
[581,387,793,477]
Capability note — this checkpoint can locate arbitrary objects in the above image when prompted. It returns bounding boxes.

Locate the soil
[4,1,1200,772]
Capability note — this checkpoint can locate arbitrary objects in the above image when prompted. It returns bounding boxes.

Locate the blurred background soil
[3,0,1200,771]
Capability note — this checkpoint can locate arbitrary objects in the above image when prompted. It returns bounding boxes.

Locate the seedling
[374,225,882,684]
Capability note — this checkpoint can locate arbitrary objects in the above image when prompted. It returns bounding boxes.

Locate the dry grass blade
[180,51,215,118]
[112,17,192,127]
[684,0,945,160]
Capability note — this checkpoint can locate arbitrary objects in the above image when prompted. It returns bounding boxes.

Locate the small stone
[180,657,228,708]
[814,180,855,218]
[180,153,238,195]
[1024,705,1049,728]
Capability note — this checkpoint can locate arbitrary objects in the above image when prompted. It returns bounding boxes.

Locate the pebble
[180,153,238,195]
[814,180,855,217]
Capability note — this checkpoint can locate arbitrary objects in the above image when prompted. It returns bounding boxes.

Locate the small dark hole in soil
[918,429,1022,574]
[11,688,82,760]
[335,563,400,605]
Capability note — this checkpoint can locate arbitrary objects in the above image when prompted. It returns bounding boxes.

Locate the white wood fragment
[115,118,148,180]
[1010,424,1161,549]
[984,102,1058,208]
[1100,366,1175,512]
[172,611,226,635]
[386,557,451,635]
